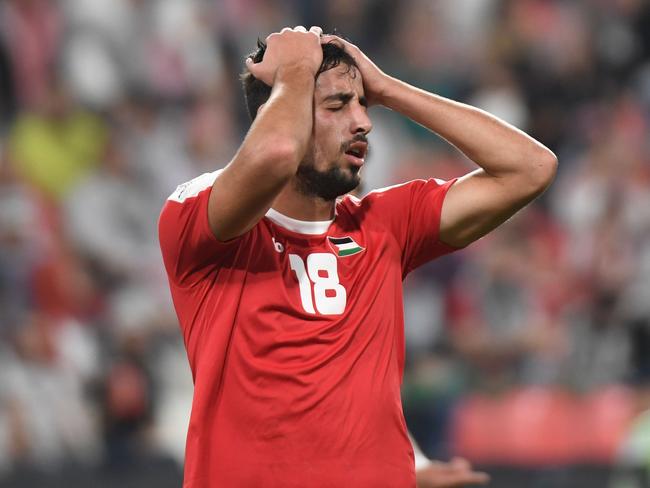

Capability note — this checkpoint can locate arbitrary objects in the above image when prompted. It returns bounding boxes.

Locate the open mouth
[344,141,368,165]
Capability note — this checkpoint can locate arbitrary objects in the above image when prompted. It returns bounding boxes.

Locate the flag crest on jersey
[328,236,364,257]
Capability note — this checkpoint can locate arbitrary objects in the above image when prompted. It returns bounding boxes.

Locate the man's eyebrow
[322,92,368,107]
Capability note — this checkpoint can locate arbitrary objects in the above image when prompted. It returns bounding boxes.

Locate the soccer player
[158,26,556,487]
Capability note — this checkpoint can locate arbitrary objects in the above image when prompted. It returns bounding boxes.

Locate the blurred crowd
[1,0,650,480]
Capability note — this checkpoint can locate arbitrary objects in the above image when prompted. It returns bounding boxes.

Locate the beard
[295,158,361,201]
[295,139,366,201]
[296,152,361,201]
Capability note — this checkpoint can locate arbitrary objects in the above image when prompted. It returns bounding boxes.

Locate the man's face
[296,64,372,201]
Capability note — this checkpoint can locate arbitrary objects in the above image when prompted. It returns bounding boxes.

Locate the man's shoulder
[167,170,222,204]
[335,182,414,230]
[340,179,447,210]
[366,178,447,197]
[339,181,413,209]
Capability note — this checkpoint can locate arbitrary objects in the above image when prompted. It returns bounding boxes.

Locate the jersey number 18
[289,253,347,315]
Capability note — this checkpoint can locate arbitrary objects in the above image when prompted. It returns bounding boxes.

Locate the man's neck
[271,183,337,221]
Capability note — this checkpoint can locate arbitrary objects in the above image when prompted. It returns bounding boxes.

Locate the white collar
[265,207,334,235]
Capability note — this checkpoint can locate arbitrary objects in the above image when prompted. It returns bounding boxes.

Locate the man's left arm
[377,79,557,248]
[325,36,557,248]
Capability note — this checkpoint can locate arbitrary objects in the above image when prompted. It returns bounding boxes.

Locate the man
[159,26,556,487]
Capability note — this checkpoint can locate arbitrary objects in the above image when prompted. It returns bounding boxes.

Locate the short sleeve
[363,178,460,277]
[158,171,244,286]
[403,178,460,274]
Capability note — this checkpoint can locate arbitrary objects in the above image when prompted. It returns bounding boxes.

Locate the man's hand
[320,35,391,106]
[416,457,490,488]
[247,26,323,86]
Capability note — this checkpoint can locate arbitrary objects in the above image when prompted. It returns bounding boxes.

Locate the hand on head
[319,34,389,106]
[246,26,324,86]
[246,27,391,107]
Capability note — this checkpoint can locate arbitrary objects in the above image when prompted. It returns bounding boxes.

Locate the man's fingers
[449,457,471,470]
[419,459,491,486]
[471,471,491,483]
[309,26,323,36]
[457,471,491,485]
[249,25,325,85]
[245,57,262,78]
[437,471,490,487]
[449,457,490,484]
[320,34,344,47]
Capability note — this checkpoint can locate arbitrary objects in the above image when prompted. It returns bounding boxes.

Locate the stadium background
[1,0,650,486]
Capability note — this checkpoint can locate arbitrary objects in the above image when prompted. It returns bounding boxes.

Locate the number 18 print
[288,253,347,315]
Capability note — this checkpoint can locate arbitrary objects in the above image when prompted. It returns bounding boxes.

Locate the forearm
[207,65,316,241]
[379,77,555,180]
[239,65,316,174]
[328,33,556,248]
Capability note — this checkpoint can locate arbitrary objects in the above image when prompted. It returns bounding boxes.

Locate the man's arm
[208,26,323,242]
[324,36,557,248]
[377,81,557,248]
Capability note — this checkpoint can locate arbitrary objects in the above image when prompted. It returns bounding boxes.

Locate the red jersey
[158,171,458,487]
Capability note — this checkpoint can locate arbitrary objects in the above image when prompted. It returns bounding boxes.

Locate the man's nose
[351,105,372,135]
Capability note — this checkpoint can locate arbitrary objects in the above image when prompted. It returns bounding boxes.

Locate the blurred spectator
[0,0,62,109]
[101,330,155,468]
[445,214,569,389]
[7,79,108,201]
[0,315,100,471]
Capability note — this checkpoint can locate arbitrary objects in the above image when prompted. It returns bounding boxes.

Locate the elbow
[526,147,558,196]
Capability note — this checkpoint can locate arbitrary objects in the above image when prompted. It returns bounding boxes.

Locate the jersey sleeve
[158,171,245,286]
[364,178,460,277]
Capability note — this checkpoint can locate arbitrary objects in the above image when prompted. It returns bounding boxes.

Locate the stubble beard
[295,150,361,202]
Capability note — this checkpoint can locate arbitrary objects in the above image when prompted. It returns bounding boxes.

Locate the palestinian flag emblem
[328,236,365,257]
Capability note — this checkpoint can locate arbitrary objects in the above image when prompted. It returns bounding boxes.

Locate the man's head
[241,38,372,201]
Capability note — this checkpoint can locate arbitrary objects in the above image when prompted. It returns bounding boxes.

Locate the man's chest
[237,222,402,320]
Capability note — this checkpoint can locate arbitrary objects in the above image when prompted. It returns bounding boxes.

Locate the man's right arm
[208,26,322,242]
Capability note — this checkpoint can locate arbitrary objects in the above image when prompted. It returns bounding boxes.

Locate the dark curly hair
[240,37,359,121]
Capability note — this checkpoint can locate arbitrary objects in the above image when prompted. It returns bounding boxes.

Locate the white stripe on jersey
[168,170,222,203]
[336,242,359,251]
[265,207,334,235]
